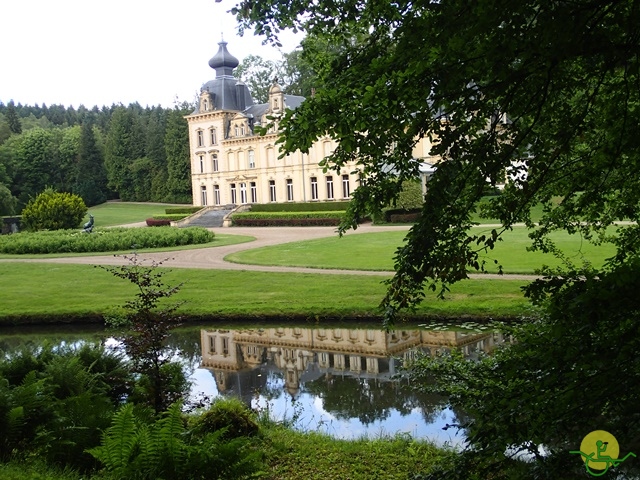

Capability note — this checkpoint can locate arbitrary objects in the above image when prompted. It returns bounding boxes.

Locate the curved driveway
[1,224,536,280]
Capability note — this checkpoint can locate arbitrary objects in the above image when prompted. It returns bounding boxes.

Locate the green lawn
[87,202,191,227]
[0,262,529,322]
[226,226,617,274]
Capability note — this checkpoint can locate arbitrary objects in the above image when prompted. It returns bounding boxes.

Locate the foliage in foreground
[0,226,214,254]
[0,343,132,471]
[100,254,188,413]
[88,402,261,480]
[235,2,640,478]
[406,262,640,478]
[20,188,87,232]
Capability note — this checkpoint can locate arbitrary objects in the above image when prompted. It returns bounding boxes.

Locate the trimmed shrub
[151,214,190,221]
[250,201,351,212]
[231,211,344,227]
[146,218,169,226]
[0,227,215,254]
[21,189,87,231]
[165,207,203,215]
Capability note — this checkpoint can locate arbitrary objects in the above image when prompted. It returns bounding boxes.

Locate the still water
[1,324,508,445]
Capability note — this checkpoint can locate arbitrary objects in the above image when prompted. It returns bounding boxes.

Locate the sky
[0,0,303,109]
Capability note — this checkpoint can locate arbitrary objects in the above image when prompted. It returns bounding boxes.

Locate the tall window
[200,186,207,206]
[342,174,350,198]
[310,177,318,200]
[326,176,334,199]
[240,183,247,204]
[214,185,220,205]
[234,125,239,137]
[211,153,219,172]
[209,127,217,145]
[248,150,255,169]
[230,183,237,204]
[250,182,257,203]
[199,155,204,173]
[286,179,294,201]
[269,180,276,202]
[197,130,204,147]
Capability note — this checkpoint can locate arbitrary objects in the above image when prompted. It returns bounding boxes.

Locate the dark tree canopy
[235,0,640,313]
[235,0,640,477]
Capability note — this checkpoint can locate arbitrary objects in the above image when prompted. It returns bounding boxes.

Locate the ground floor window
[240,182,247,204]
[310,177,318,200]
[269,180,276,202]
[286,179,294,201]
[250,182,257,203]
[200,185,207,206]
[214,185,220,205]
[342,174,350,198]
[230,183,237,204]
[326,176,334,199]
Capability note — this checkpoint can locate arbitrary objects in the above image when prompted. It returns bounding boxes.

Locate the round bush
[21,188,87,231]
[191,397,259,439]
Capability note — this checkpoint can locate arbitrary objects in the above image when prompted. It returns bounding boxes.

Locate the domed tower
[198,40,254,113]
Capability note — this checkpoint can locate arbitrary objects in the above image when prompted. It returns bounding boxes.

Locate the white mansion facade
[187,41,435,207]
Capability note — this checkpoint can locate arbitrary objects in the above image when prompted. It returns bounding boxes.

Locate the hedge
[151,214,191,221]
[146,218,171,227]
[231,211,344,227]
[0,227,215,254]
[249,201,351,213]
[165,206,203,215]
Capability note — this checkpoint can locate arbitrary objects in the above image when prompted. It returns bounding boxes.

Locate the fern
[154,402,187,477]
[134,425,159,477]
[87,403,138,475]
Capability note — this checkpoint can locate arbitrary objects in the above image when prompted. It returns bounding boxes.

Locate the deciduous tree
[235,0,640,476]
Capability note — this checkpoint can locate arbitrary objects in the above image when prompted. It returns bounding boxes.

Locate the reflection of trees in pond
[165,328,202,365]
[304,374,448,425]
[260,368,284,401]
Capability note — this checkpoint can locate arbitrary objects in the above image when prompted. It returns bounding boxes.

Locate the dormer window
[240,124,245,136]
[203,99,208,111]
[274,99,279,110]
[234,125,239,137]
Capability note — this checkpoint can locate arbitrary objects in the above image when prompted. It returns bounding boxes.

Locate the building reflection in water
[194,326,508,443]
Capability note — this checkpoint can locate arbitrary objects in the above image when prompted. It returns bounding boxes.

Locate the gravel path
[0,224,537,280]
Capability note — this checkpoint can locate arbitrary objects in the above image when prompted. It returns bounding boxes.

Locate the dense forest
[0,100,194,215]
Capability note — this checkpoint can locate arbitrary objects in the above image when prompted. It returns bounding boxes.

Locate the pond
[0,323,509,446]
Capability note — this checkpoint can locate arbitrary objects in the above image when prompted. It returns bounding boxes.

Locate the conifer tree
[5,101,22,135]
[75,121,108,206]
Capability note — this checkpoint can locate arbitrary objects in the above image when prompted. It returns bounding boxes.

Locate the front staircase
[173,205,244,228]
